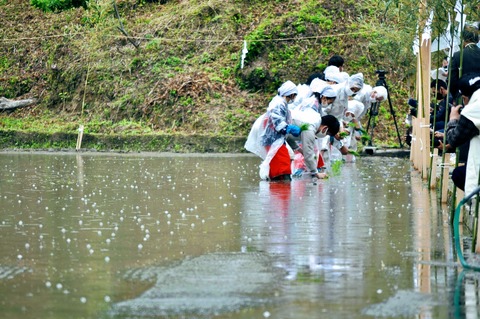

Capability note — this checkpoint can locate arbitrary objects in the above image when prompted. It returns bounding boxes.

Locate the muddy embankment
[0,130,248,153]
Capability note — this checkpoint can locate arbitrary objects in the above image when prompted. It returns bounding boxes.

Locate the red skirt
[269,144,292,179]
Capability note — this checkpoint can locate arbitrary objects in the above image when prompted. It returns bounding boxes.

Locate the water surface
[0,152,476,319]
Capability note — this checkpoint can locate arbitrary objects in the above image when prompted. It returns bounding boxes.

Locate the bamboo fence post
[412,31,432,174]
[421,119,430,180]
[420,34,431,179]
[430,148,438,189]
[411,117,418,169]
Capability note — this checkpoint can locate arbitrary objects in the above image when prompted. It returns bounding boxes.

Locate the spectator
[449,25,480,99]
[430,79,453,132]
[446,73,480,194]
[430,57,449,83]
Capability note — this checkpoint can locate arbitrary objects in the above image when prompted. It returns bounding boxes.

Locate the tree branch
[0,97,36,110]
[113,1,140,49]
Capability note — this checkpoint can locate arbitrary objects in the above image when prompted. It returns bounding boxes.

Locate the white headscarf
[309,78,328,94]
[348,73,364,90]
[324,65,339,74]
[346,100,364,118]
[372,86,387,101]
[278,80,298,97]
[324,65,341,83]
[320,85,337,98]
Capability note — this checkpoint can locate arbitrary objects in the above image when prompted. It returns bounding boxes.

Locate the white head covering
[320,85,337,98]
[309,78,328,93]
[348,73,364,90]
[372,86,388,101]
[324,65,339,74]
[325,73,343,84]
[346,100,364,118]
[324,65,341,83]
[278,80,298,96]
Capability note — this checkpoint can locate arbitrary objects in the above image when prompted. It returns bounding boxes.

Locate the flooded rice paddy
[0,151,479,319]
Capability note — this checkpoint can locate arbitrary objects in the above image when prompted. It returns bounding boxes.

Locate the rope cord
[0,31,367,43]
[453,186,480,271]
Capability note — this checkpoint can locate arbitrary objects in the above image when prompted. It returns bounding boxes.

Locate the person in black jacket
[305,55,345,85]
[430,79,453,132]
[449,25,480,99]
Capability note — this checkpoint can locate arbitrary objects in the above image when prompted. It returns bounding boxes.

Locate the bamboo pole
[450,2,466,217]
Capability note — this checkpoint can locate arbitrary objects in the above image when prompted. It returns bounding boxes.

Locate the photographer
[430,57,448,83]
[449,25,480,99]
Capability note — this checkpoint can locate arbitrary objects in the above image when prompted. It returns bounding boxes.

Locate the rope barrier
[0,31,367,43]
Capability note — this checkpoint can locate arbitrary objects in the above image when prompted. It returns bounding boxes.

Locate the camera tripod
[365,70,404,149]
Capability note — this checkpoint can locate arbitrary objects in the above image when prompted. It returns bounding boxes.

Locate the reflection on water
[0,152,476,318]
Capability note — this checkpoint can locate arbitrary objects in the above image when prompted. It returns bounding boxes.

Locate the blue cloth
[286,124,301,137]
[293,168,304,177]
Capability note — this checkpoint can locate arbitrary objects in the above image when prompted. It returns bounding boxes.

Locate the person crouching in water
[290,111,340,180]
[289,81,340,179]
[253,81,300,181]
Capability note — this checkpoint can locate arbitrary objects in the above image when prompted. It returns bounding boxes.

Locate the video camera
[408,98,418,117]
[366,69,404,148]
[375,69,387,77]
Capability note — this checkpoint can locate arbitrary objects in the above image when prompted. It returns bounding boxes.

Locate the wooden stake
[430,148,438,189]
[441,163,450,203]
[412,118,420,170]
[76,125,84,151]
[421,120,430,179]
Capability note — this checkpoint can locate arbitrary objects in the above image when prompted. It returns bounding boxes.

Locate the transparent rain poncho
[245,85,296,179]
[325,73,364,120]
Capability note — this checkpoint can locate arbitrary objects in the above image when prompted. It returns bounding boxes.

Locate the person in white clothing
[290,111,340,180]
[288,82,339,178]
[323,73,364,121]
[354,85,388,120]
[245,80,302,181]
[430,57,449,83]
[446,73,480,195]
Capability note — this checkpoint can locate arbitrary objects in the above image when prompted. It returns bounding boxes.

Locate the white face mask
[316,126,328,138]
[369,95,377,102]
[344,114,354,122]
[322,102,333,110]
[284,96,295,105]
[345,87,354,96]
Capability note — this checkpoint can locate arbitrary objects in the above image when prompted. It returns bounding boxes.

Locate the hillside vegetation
[0,0,450,150]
